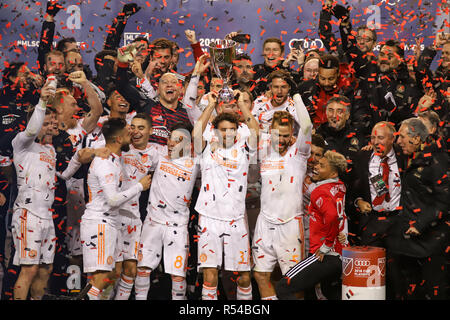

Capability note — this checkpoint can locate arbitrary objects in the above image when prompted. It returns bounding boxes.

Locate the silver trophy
[209,39,237,104]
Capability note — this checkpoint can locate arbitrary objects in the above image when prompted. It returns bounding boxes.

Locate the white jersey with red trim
[66,118,87,151]
[120,143,160,219]
[259,129,310,224]
[252,96,298,134]
[195,124,256,221]
[147,153,199,226]
[83,153,143,227]
[83,112,136,149]
[12,134,56,220]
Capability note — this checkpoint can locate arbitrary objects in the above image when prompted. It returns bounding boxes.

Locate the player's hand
[207,91,218,108]
[184,29,197,44]
[131,60,145,79]
[193,53,211,76]
[361,143,374,151]
[30,73,45,89]
[118,43,138,64]
[225,31,239,41]
[418,89,437,111]
[0,192,6,206]
[46,0,62,17]
[68,71,88,85]
[338,232,347,245]
[40,79,57,102]
[314,248,325,262]
[77,148,96,164]
[357,199,372,214]
[122,2,141,17]
[139,175,152,191]
[405,226,420,236]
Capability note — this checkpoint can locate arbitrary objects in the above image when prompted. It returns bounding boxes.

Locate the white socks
[172,278,187,300]
[237,284,252,300]
[87,285,101,300]
[262,295,278,300]
[115,274,135,300]
[134,269,151,300]
[202,284,217,300]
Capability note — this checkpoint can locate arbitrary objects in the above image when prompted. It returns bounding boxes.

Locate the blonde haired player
[252,94,312,300]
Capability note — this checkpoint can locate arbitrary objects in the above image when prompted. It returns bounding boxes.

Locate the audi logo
[288,38,324,50]
[354,259,371,267]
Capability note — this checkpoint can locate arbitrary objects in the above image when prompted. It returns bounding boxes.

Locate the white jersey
[120,143,160,218]
[83,153,143,227]
[66,118,87,151]
[84,113,135,149]
[252,95,298,134]
[195,124,256,221]
[147,153,199,226]
[12,127,56,220]
[259,127,311,224]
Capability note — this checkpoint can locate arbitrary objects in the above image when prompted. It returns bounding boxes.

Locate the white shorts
[80,218,122,273]
[138,219,189,277]
[118,216,142,262]
[197,215,251,272]
[11,209,55,266]
[67,224,82,257]
[252,215,305,275]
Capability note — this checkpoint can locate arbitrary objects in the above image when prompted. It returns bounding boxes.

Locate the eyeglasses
[356,36,374,43]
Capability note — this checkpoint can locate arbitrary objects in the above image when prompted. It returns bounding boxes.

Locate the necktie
[372,157,390,206]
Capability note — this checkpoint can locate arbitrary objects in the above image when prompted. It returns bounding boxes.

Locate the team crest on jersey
[199,253,207,263]
[315,197,323,208]
[107,256,114,265]
[342,257,354,276]
[29,250,37,259]
[185,159,194,168]
[141,154,149,163]
[232,149,238,158]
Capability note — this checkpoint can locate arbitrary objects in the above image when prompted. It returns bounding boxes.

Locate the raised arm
[103,3,141,51]
[183,54,211,124]
[192,92,217,155]
[68,71,103,134]
[235,90,259,150]
[37,1,61,73]
[12,80,55,150]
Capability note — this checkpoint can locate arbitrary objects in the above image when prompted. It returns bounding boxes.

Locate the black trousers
[360,211,399,248]
[276,254,342,300]
[388,253,448,300]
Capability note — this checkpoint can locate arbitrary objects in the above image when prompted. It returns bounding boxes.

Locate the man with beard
[297,54,360,130]
[231,53,257,98]
[252,69,299,135]
[252,94,312,300]
[79,118,152,300]
[366,40,422,126]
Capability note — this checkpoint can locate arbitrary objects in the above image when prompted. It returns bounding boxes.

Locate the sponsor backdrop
[0,0,446,79]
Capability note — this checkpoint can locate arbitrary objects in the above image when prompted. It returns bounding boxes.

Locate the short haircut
[94,50,117,72]
[381,39,404,58]
[238,88,254,104]
[311,133,326,150]
[212,112,240,129]
[26,105,56,123]
[356,26,377,42]
[105,83,120,99]
[401,117,429,142]
[56,37,77,52]
[52,88,72,108]
[327,95,351,113]
[263,37,284,53]
[268,69,295,87]
[271,110,294,129]
[324,150,348,176]
[45,50,64,62]
[132,113,152,127]
[132,36,149,45]
[319,54,340,70]
[2,62,26,86]
[235,53,252,62]
[101,118,127,144]
[150,38,173,56]
[171,121,193,137]
[418,110,440,130]
[373,121,395,137]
